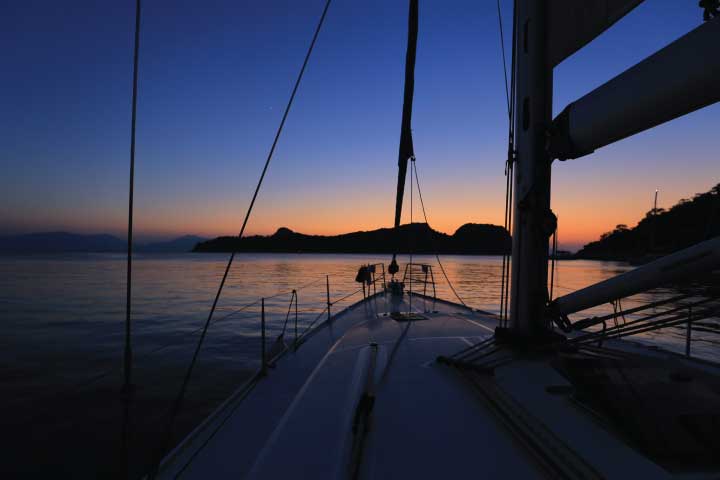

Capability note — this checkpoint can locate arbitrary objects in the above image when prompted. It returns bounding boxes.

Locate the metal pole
[550,227,557,300]
[651,189,659,251]
[424,268,428,296]
[409,264,413,313]
[294,291,298,347]
[686,305,692,357]
[326,275,331,321]
[261,298,266,374]
[430,266,436,300]
[409,159,414,314]
[509,0,554,335]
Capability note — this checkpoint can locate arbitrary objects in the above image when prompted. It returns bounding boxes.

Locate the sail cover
[393,0,418,230]
[548,0,644,67]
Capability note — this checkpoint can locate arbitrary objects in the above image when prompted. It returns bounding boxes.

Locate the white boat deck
[157,292,716,479]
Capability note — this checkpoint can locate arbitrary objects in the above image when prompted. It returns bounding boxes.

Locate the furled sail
[390,0,419,275]
[548,0,644,67]
[550,16,720,160]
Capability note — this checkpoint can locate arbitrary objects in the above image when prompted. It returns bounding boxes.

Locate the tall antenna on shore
[654,188,659,213]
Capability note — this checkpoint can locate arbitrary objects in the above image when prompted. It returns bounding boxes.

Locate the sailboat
[115,0,720,478]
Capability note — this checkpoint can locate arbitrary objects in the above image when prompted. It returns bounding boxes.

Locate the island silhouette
[575,183,719,261]
[193,222,511,255]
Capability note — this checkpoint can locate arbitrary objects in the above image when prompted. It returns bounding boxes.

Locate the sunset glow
[1,0,717,251]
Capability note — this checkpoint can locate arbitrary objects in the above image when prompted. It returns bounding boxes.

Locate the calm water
[0,253,716,478]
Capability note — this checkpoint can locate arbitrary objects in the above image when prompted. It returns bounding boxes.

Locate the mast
[511,2,718,333]
[389,0,419,277]
[509,0,555,335]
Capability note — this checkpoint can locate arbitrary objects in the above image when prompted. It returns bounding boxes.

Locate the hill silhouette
[193,223,511,255]
[576,183,720,261]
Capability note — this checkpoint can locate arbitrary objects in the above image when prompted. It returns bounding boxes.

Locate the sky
[1,0,717,251]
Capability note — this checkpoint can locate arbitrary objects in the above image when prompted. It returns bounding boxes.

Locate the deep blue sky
[1,0,717,248]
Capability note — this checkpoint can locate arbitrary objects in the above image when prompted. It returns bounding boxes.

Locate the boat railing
[152,268,382,476]
[254,264,399,370]
[567,286,720,362]
[364,263,387,296]
[402,262,437,299]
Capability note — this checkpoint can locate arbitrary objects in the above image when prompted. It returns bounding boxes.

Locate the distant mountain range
[0,232,207,253]
[575,183,720,261]
[194,223,511,255]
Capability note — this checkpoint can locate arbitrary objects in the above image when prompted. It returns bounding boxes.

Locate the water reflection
[0,253,716,477]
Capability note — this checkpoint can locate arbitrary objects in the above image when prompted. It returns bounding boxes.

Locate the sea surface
[0,253,717,478]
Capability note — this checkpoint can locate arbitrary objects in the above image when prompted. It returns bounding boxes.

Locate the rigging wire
[122,0,142,475]
[495,0,512,116]
[123,0,142,397]
[149,1,333,474]
[411,161,468,307]
[496,0,511,116]
[496,0,517,327]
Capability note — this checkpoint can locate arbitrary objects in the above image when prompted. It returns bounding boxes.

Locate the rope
[122,0,142,475]
[411,161,468,307]
[149,1,333,473]
[617,298,627,325]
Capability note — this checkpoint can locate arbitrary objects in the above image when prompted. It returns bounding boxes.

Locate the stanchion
[326,275,332,321]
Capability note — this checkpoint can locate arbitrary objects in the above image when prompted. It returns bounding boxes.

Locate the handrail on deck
[402,262,437,299]
[568,287,720,361]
